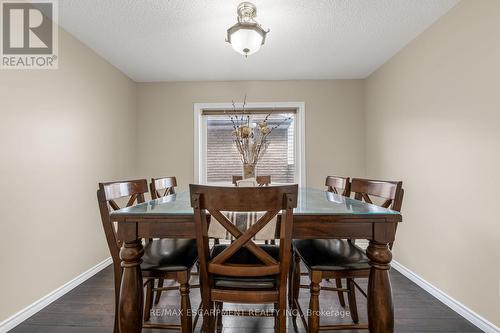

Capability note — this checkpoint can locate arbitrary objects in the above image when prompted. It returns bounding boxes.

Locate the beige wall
[365,0,500,326]
[0,28,136,321]
[136,80,366,190]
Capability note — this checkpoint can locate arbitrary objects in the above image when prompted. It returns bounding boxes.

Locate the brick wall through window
[205,113,295,183]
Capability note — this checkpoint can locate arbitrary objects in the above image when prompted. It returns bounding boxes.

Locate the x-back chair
[291,177,403,332]
[97,179,198,332]
[190,184,298,333]
[232,175,272,186]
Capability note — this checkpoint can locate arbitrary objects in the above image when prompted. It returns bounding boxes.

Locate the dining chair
[232,175,272,186]
[216,175,275,244]
[190,184,298,333]
[290,178,403,332]
[97,179,198,333]
[150,176,177,199]
[325,175,351,195]
[235,176,277,244]
[289,176,352,309]
[149,176,179,305]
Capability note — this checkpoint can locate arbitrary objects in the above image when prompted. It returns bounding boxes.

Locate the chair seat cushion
[210,244,279,289]
[293,239,370,271]
[141,238,198,272]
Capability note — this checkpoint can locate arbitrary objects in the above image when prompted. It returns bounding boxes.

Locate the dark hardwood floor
[10,265,482,333]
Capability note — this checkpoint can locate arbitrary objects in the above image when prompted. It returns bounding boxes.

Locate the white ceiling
[58,0,459,82]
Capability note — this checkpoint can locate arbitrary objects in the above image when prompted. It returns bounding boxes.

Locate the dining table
[110,186,402,333]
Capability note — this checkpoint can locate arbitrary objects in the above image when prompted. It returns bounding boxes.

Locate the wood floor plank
[9,265,483,332]
[10,325,111,333]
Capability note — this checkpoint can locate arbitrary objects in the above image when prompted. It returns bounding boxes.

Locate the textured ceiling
[58,0,459,82]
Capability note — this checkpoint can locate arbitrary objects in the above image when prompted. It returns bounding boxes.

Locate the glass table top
[111,187,400,217]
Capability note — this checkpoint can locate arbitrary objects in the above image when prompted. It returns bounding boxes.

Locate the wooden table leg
[366,240,394,333]
[308,270,322,333]
[178,271,193,333]
[119,238,144,333]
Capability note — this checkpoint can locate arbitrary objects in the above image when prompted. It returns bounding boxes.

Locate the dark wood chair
[325,175,351,195]
[150,176,178,305]
[291,178,403,332]
[297,176,352,308]
[233,175,275,244]
[190,184,298,333]
[150,176,177,199]
[97,179,198,333]
[232,175,272,186]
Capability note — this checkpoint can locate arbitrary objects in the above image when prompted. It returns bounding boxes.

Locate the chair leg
[288,251,295,308]
[179,272,193,333]
[308,271,322,333]
[215,301,223,333]
[347,278,359,324]
[201,289,214,333]
[290,253,301,322]
[112,264,122,333]
[208,301,216,333]
[154,278,164,305]
[278,287,287,333]
[143,279,154,322]
[274,303,279,333]
[335,278,346,307]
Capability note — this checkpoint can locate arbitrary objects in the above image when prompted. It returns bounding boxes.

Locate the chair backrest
[232,175,271,186]
[190,184,298,283]
[236,178,258,187]
[325,176,351,196]
[150,176,177,199]
[96,179,148,264]
[350,178,404,249]
[350,178,404,212]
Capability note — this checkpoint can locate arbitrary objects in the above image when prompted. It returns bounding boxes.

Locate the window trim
[194,102,306,186]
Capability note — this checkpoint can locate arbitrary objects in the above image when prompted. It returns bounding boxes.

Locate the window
[205,112,295,183]
[195,103,305,186]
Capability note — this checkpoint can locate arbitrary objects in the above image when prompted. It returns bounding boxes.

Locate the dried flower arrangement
[225,96,292,179]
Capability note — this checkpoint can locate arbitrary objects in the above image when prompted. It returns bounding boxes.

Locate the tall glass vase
[242,163,256,179]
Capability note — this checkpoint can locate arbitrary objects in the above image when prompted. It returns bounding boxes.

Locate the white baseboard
[392,260,499,333]
[0,257,112,333]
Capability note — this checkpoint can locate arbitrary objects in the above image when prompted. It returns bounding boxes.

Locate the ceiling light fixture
[226,2,269,57]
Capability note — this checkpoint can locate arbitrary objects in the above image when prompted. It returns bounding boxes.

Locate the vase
[242,163,256,179]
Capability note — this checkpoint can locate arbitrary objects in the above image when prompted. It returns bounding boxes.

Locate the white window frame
[194,102,306,186]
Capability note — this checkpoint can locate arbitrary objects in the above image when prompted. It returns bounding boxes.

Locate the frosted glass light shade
[229,27,264,56]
